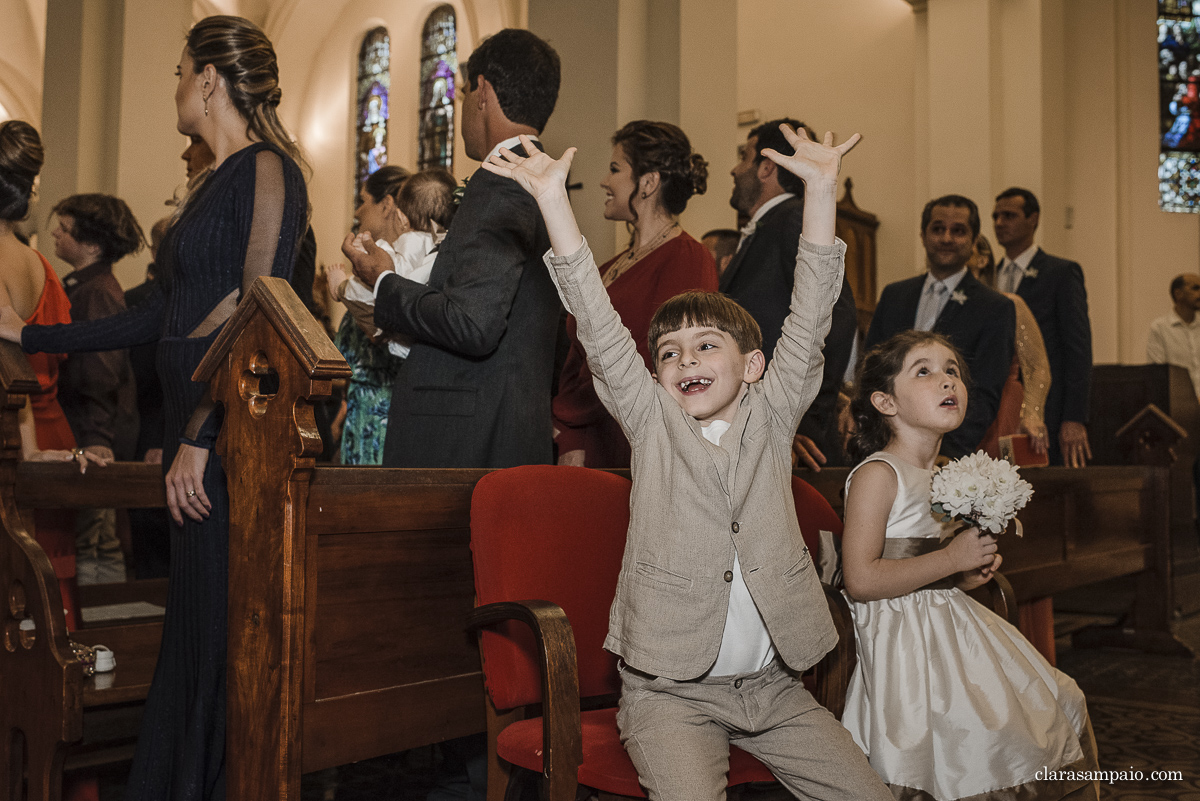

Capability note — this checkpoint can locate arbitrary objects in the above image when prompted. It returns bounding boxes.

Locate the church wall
[735,0,920,289]
[529,0,622,263]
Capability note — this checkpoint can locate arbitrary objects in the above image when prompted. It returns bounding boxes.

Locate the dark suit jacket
[374,148,560,468]
[865,271,1015,459]
[1013,249,1092,460]
[719,196,857,465]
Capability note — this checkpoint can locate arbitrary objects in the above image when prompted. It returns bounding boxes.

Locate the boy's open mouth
[940,395,957,408]
[679,378,712,393]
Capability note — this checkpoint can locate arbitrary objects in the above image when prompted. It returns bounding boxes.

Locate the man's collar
[485,134,540,163]
[62,261,113,288]
[923,266,969,293]
[1172,308,1200,327]
[747,192,796,227]
[1003,243,1039,270]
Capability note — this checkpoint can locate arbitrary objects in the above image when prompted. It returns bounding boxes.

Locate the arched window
[356,26,390,200]
[1160,1,1200,211]
[418,6,457,172]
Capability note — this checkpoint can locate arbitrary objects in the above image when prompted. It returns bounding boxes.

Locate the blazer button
[724,570,734,582]
[734,678,743,689]
[731,522,740,533]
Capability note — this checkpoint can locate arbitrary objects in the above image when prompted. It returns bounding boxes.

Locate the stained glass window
[1160,2,1200,211]
[418,6,457,172]
[356,27,390,200]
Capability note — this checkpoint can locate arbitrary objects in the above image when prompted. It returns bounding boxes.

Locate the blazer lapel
[933,271,977,331]
[895,276,926,330]
[719,201,790,291]
[719,231,755,291]
[1015,249,1045,296]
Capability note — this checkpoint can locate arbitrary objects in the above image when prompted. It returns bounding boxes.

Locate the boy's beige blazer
[546,236,846,681]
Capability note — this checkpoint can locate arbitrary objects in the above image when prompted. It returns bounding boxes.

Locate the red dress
[553,233,718,467]
[25,253,80,631]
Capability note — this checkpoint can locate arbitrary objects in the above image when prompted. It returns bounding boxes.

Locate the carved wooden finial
[840,177,856,209]
[1115,403,1188,467]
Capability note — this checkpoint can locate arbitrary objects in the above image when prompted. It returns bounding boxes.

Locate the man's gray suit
[374,148,560,468]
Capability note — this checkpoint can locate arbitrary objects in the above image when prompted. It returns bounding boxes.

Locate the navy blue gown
[23,142,307,801]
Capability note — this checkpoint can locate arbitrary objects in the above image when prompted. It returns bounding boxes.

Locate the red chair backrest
[471,465,631,712]
[791,474,843,556]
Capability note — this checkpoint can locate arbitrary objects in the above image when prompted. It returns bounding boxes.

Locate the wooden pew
[1089,363,1200,616]
[194,277,489,797]
[0,343,167,799]
[798,464,1181,653]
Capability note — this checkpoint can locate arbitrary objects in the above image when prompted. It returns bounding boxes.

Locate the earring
[203,93,210,116]
[640,191,648,199]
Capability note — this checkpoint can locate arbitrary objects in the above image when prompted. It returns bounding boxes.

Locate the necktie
[916,282,948,331]
[1002,261,1022,293]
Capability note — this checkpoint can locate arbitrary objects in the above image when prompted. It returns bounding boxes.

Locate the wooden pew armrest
[467,600,583,793]
[812,583,856,721]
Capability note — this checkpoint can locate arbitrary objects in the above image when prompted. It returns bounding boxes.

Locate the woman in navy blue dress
[0,16,307,800]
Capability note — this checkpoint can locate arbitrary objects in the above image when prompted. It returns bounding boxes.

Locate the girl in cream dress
[840,330,1099,801]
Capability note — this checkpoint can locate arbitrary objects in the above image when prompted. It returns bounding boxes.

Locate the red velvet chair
[790,475,858,718]
[468,466,861,801]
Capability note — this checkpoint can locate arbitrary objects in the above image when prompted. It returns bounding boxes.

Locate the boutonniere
[1024,267,1038,280]
[452,176,469,207]
[950,290,968,305]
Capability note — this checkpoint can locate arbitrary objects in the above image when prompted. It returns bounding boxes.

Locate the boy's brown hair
[397,168,457,233]
[648,291,762,366]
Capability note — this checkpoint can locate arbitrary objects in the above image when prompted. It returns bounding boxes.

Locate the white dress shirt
[1147,310,1200,399]
[486,133,540,163]
[913,267,968,332]
[702,418,777,676]
[998,243,1039,293]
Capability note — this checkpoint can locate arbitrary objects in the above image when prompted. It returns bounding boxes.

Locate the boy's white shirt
[701,418,777,675]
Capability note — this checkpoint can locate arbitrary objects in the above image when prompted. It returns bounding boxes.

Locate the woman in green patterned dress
[333,165,409,464]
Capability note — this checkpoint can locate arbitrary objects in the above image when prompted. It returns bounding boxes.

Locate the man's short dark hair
[465,29,560,133]
[702,229,740,264]
[747,118,817,196]
[52,193,145,262]
[920,194,980,240]
[995,187,1040,217]
[648,291,762,366]
[1171,274,1187,300]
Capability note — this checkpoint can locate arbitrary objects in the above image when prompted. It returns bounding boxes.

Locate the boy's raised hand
[761,125,861,186]
[482,134,576,202]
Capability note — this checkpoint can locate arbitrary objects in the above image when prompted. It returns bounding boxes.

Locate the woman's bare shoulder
[0,238,47,319]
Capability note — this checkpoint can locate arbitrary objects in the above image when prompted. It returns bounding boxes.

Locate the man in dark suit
[345,29,561,470]
[721,117,858,469]
[993,187,1093,467]
[866,195,1015,459]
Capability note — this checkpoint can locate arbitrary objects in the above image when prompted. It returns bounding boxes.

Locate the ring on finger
[186,489,197,498]
[71,448,84,462]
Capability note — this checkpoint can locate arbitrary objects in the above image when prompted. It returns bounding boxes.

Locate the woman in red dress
[554,121,718,467]
[1,120,106,633]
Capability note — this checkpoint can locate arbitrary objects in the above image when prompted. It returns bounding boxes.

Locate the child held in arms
[326,167,457,358]
[484,126,892,801]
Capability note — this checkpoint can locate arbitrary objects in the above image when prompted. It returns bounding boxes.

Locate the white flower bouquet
[930,451,1034,535]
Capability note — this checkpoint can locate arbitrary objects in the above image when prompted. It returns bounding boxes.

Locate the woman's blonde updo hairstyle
[187,15,306,171]
[612,120,708,220]
[0,120,44,222]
